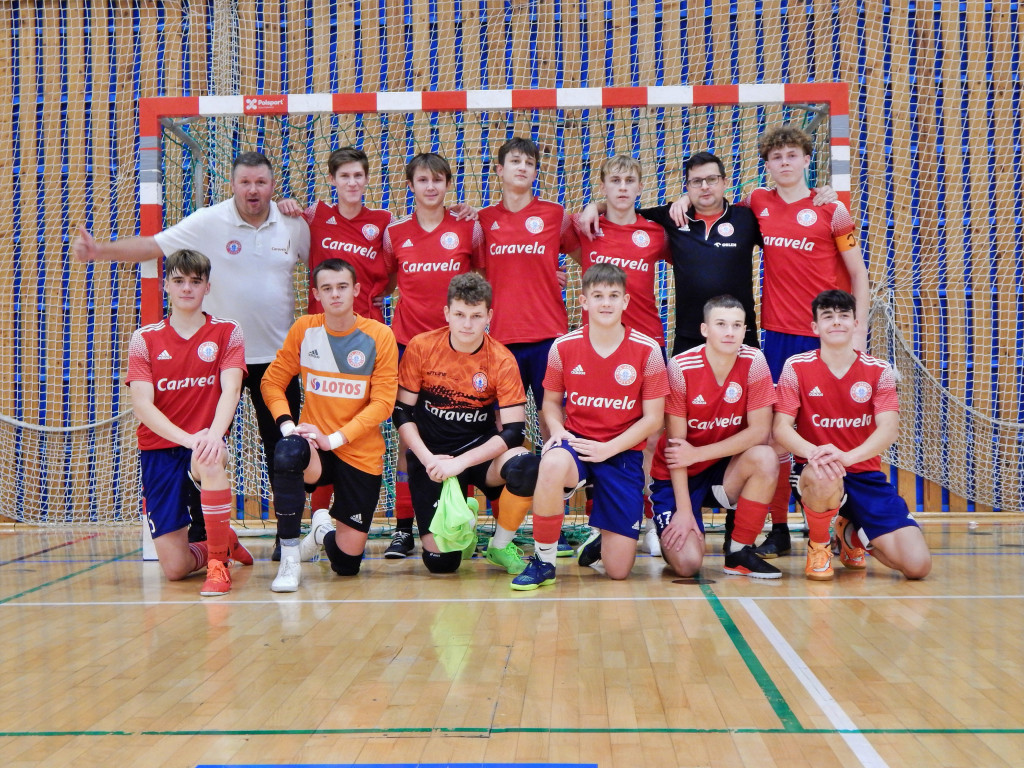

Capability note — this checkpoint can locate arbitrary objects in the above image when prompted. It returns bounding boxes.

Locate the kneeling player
[126,249,253,596]
[262,258,399,592]
[393,273,537,575]
[773,290,931,580]
[650,296,781,579]
[513,263,669,589]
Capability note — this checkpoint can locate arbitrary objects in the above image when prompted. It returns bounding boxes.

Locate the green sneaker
[462,533,479,562]
[484,538,528,574]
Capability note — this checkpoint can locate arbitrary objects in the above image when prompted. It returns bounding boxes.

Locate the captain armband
[392,399,415,429]
[498,421,526,449]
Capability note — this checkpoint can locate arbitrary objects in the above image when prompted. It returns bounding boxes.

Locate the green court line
[0,548,141,605]
[699,583,804,732]
[3,727,1024,738]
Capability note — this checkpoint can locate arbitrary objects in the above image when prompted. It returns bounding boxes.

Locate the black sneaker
[384,530,414,559]
[271,534,282,562]
[721,510,735,555]
[724,545,782,579]
[753,524,792,559]
[576,529,602,568]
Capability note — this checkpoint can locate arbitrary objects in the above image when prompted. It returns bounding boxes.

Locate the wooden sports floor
[1,521,1023,768]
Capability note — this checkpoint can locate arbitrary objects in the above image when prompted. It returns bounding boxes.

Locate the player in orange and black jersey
[392,273,542,575]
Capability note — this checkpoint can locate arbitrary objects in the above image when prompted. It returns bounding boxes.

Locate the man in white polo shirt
[74,152,311,538]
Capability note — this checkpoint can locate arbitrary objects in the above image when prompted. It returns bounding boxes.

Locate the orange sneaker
[833,516,867,570]
[228,527,254,566]
[805,540,834,581]
[201,559,231,596]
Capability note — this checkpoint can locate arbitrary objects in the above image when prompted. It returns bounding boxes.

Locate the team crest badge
[347,350,366,368]
[472,371,488,392]
[797,209,818,227]
[197,342,219,362]
[718,222,734,237]
[614,364,637,386]
[225,240,242,255]
[525,216,545,234]
[631,230,650,248]
[440,232,461,250]
[724,381,743,403]
[850,381,872,403]
[361,224,380,241]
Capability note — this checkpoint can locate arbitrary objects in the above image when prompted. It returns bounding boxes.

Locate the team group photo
[1,2,1022,767]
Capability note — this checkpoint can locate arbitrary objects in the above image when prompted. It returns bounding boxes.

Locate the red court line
[0,532,101,567]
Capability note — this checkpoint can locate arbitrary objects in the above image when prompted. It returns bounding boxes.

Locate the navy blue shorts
[139,447,200,539]
[306,450,382,534]
[550,439,645,539]
[648,457,733,536]
[506,338,555,411]
[791,464,919,544]
[762,330,819,382]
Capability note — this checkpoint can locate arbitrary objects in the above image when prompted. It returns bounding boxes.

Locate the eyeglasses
[686,174,724,188]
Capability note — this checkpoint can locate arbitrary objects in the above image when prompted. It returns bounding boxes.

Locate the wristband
[327,431,344,450]
[280,421,296,437]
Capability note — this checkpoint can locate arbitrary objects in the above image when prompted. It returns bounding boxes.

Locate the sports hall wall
[0,1,1021,523]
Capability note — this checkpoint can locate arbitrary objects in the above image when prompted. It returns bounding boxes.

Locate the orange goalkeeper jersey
[261,314,399,475]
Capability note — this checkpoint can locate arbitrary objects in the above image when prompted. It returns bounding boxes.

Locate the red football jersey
[306,202,392,321]
[543,326,669,450]
[775,349,898,473]
[126,314,247,451]
[574,214,669,344]
[382,210,485,345]
[478,197,579,344]
[748,188,857,337]
[650,344,776,480]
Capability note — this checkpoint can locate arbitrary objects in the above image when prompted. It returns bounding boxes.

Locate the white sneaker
[271,550,302,592]
[643,526,662,557]
[299,508,333,561]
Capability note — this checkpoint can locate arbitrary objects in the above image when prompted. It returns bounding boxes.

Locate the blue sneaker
[510,556,557,591]
[576,529,602,568]
[556,532,574,557]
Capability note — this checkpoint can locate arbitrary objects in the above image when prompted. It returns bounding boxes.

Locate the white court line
[740,597,889,768]
[4,593,1024,608]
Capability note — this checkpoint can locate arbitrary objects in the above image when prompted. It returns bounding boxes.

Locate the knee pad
[500,453,542,497]
[422,549,461,574]
[329,549,364,577]
[274,434,311,475]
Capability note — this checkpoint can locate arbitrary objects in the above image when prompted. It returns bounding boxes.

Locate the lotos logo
[631,230,650,248]
[439,232,461,250]
[525,216,545,234]
[347,350,366,368]
[472,372,488,392]
[850,381,872,403]
[718,222,734,237]
[306,373,367,399]
[243,95,288,114]
[362,224,380,241]
[614,364,637,386]
[723,381,743,403]
[797,209,818,227]
[226,240,242,255]
[197,342,219,362]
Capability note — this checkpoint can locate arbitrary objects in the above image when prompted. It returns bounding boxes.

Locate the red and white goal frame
[136,82,850,324]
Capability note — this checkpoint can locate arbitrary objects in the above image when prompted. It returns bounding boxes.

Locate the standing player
[75,152,310,542]
[394,273,537,575]
[649,296,781,579]
[261,258,399,592]
[381,153,486,559]
[126,249,253,595]
[773,290,931,581]
[512,264,669,590]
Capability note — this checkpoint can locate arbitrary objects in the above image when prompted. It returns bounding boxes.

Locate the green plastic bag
[429,476,479,553]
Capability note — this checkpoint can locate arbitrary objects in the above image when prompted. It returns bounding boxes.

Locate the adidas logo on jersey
[691,394,706,405]
[809,386,824,397]
[759,208,770,217]
[326,216,337,225]
[490,221,501,230]
[308,349,320,358]
[570,364,586,375]
[402,239,414,248]
[157,350,172,360]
